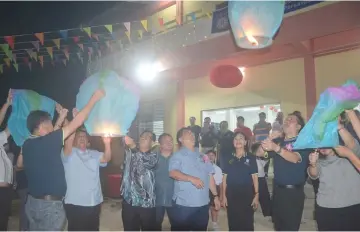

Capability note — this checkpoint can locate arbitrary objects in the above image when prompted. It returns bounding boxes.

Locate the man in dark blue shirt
[19,89,104,231]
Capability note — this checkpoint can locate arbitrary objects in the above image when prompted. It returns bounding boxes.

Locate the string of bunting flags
[0,8,213,74]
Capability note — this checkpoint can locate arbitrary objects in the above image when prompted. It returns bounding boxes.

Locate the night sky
[0,1,136,109]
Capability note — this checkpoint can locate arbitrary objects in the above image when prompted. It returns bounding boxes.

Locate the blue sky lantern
[228,1,285,49]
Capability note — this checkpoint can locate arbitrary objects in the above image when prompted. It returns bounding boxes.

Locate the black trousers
[155,206,174,231]
[258,177,272,217]
[64,203,101,231]
[272,185,305,231]
[0,187,12,231]
[226,185,254,231]
[316,204,360,231]
[171,203,209,231]
[121,200,156,231]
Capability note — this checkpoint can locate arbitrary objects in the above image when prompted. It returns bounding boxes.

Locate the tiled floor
[8,180,318,231]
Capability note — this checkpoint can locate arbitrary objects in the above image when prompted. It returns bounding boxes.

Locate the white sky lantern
[228,1,285,49]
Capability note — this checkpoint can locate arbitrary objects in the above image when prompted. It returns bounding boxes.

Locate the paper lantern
[228,1,285,49]
[210,65,243,88]
[8,89,57,146]
[269,106,274,110]
[76,70,140,137]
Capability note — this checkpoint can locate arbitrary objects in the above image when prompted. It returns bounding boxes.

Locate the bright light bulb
[136,61,163,81]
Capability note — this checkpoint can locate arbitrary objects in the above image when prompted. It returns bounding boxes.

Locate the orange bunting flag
[35,33,44,45]
[91,33,99,41]
[13,63,18,72]
[105,25,113,34]
[140,20,148,31]
[0,64,3,74]
[77,43,84,51]
[39,56,44,67]
[52,39,60,49]
[125,31,131,43]
[4,58,10,67]
[46,47,53,59]
[62,59,66,66]
[124,22,131,32]
[83,27,91,38]
[158,18,164,28]
[73,36,80,43]
[4,36,15,49]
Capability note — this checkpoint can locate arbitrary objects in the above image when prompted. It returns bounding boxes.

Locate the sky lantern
[228,1,285,49]
[210,65,243,88]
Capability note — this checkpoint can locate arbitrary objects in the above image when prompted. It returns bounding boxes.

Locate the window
[202,104,281,131]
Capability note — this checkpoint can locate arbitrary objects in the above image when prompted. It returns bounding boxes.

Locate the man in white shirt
[62,122,112,231]
[206,150,223,231]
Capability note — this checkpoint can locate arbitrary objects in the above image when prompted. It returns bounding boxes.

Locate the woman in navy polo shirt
[221,131,259,231]
[260,111,310,231]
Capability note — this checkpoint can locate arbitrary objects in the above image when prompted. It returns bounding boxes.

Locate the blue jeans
[25,195,66,231]
[171,203,209,231]
[155,206,174,231]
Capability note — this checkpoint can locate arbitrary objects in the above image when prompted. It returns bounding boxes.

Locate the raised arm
[0,90,12,126]
[100,136,112,163]
[63,118,75,156]
[262,138,301,163]
[338,115,356,150]
[62,89,105,140]
[307,151,319,179]
[335,146,360,172]
[347,110,360,141]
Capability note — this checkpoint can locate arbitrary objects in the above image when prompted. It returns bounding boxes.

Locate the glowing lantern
[210,65,243,88]
[76,70,140,137]
[228,1,285,49]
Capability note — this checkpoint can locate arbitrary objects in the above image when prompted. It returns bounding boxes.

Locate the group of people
[1,84,360,232]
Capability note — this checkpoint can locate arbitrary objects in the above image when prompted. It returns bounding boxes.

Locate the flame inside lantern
[246,34,259,47]
[92,122,122,137]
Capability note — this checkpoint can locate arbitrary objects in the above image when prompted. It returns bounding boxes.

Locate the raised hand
[102,136,111,145]
[55,103,63,114]
[309,151,319,166]
[72,108,79,118]
[92,89,106,102]
[6,89,12,105]
[59,108,69,119]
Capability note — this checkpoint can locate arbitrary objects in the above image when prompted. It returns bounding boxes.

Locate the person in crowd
[217,121,234,169]
[260,111,311,231]
[253,112,272,142]
[272,112,284,133]
[234,116,253,140]
[121,131,158,231]
[251,143,272,217]
[0,91,13,231]
[308,111,360,231]
[221,132,259,231]
[169,127,220,231]
[206,150,223,231]
[201,118,217,153]
[154,133,175,231]
[188,116,201,152]
[62,120,112,231]
[18,89,105,231]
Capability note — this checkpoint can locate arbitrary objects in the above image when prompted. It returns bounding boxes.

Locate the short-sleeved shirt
[188,125,201,148]
[253,122,271,141]
[22,130,66,197]
[201,130,217,148]
[155,153,174,207]
[269,137,311,186]
[223,153,257,187]
[218,131,234,155]
[169,147,215,207]
[234,126,253,140]
[62,148,106,206]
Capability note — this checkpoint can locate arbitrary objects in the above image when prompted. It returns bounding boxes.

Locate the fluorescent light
[243,107,259,112]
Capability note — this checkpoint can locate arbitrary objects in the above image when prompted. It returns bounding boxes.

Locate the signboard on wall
[211,1,323,34]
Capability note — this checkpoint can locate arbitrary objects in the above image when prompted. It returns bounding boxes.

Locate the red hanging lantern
[274,109,278,113]
[269,106,274,110]
[210,65,243,88]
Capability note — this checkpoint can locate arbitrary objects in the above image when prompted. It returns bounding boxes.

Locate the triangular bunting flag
[0,44,9,53]
[77,43,84,51]
[31,41,40,51]
[25,49,32,57]
[140,19,148,31]
[4,36,15,49]
[34,33,44,45]
[123,22,131,32]
[12,53,16,63]
[46,47,53,59]
[13,63,18,72]
[52,39,60,49]
[7,50,13,60]
[77,52,81,60]
[28,62,32,71]
[83,27,91,38]
[158,18,164,28]
[138,30,143,39]
[4,58,10,67]
[62,59,66,66]
[92,34,99,41]
[31,52,38,61]
[206,12,212,19]
[125,31,131,42]
[59,30,68,40]
[73,36,80,43]
[38,56,44,67]
[105,25,113,34]
[0,64,3,74]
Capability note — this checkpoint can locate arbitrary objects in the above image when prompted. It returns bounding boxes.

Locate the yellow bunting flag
[31,52,38,61]
[140,20,148,31]
[52,39,60,49]
[4,58,10,67]
[125,31,131,43]
[206,12,212,18]
[39,56,44,67]
[77,43,84,51]
[83,27,91,38]
[46,47,53,59]
[0,44,9,53]
[124,22,131,33]
[62,59,66,66]
[0,64,3,74]
[13,63,18,72]
[105,25,113,34]
[138,30,143,39]
[35,33,44,45]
